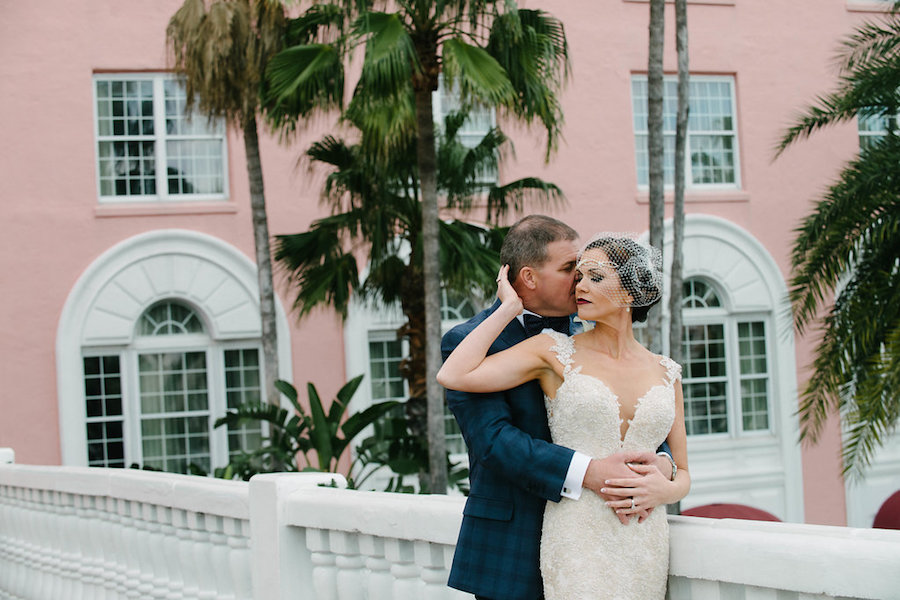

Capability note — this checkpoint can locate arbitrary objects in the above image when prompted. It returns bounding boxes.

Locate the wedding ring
[630,498,635,510]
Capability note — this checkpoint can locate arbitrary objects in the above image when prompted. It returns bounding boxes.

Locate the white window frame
[82,317,265,473]
[92,73,229,203]
[631,74,742,190]
[681,286,775,439]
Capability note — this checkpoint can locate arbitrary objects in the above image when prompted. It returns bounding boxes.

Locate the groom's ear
[519,266,538,290]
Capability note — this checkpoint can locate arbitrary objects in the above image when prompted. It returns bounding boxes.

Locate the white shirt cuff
[561,452,592,500]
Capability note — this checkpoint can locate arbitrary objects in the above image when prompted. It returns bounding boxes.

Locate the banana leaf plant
[214,374,400,479]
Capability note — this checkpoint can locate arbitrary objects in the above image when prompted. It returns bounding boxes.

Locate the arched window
[83,300,263,474]
[680,278,771,437]
[60,231,290,472]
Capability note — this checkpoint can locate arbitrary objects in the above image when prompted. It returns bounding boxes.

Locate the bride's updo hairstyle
[578,233,663,323]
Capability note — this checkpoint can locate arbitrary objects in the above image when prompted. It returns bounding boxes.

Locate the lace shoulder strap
[544,330,576,374]
[660,356,682,385]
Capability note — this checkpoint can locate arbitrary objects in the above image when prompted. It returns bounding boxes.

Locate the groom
[442,215,675,600]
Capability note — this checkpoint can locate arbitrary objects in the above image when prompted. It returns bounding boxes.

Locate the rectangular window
[94,74,227,202]
[224,348,264,461]
[368,333,467,455]
[737,321,770,432]
[84,355,125,467]
[138,351,211,474]
[682,323,729,435]
[632,75,740,188]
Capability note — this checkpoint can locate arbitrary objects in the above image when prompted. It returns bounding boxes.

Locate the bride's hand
[601,462,672,523]
[496,265,523,312]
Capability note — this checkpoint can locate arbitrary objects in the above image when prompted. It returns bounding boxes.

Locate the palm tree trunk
[242,116,280,407]
[667,0,689,517]
[647,0,666,354]
[414,85,449,495]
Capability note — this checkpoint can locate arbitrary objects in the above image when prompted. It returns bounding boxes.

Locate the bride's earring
[626,306,631,313]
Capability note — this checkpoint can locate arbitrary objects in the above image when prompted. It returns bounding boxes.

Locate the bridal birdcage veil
[576,233,663,308]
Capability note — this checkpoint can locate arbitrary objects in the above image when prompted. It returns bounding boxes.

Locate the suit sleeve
[442,326,574,503]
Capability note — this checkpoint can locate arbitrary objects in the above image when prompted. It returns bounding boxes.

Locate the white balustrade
[2,448,900,600]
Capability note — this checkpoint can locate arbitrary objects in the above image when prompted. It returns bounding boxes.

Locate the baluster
[415,540,449,600]
[130,502,157,599]
[158,506,185,600]
[114,498,142,599]
[205,515,234,600]
[142,503,170,600]
[358,534,392,600]
[330,530,365,600]
[224,518,252,600]
[385,538,422,598]
[55,491,79,600]
[173,508,201,600]
[100,496,127,597]
[75,495,104,600]
[307,528,338,600]
[187,512,216,600]
[21,488,44,600]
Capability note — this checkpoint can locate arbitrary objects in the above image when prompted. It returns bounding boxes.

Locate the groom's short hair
[500,215,578,283]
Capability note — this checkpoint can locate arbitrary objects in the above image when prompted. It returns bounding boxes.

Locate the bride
[438,233,690,600]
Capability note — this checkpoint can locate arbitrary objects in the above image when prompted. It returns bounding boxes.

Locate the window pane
[738,321,770,432]
[84,355,126,467]
[138,350,211,473]
[96,74,226,201]
[681,323,729,436]
[223,348,264,461]
[138,301,206,336]
[632,75,738,188]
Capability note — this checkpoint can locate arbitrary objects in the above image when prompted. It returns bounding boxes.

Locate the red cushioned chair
[681,503,781,522]
[873,490,900,530]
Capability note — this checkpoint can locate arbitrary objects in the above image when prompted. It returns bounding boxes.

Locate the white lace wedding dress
[540,331,680,600]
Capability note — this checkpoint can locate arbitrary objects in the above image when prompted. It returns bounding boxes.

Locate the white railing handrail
[668,515,900,599]
[3,452,900,600]
[0,462,249,519]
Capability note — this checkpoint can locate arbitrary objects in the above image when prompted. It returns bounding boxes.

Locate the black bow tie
[523,314,570,337]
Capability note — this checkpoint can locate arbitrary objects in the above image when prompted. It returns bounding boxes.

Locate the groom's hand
[583,452,659,524]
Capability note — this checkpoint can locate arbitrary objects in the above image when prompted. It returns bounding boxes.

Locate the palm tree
[668,0,689,369]
[266,1,569,492]
[646,0,666,355]
[777,5,900,477]
[273,109,562,491]
[167,0,294,408]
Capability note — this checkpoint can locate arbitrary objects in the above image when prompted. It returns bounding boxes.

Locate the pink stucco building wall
[1,0,897,528]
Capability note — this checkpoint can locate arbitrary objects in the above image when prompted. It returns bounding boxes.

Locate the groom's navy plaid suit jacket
[442,300,574,600]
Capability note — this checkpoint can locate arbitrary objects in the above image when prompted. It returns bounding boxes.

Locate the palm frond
[438,219,507,298]
[442,37,516,106]
[777,11,900,154]
[273,223,361,318]
[485,9,569,160]
[789,135,900,333]
[485,177,564,223]
[264,43,344,128]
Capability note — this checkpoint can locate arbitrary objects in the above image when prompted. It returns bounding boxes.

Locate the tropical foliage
[265,1,570,491]
[777,4,900,477]
[273,107,561,490]
[213,375,400,480]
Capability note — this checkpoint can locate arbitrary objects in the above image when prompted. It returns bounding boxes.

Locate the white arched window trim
[654,214,804,522]
[56,229,293,466]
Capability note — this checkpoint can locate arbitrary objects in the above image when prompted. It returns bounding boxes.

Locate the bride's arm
[437,266,549,394]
